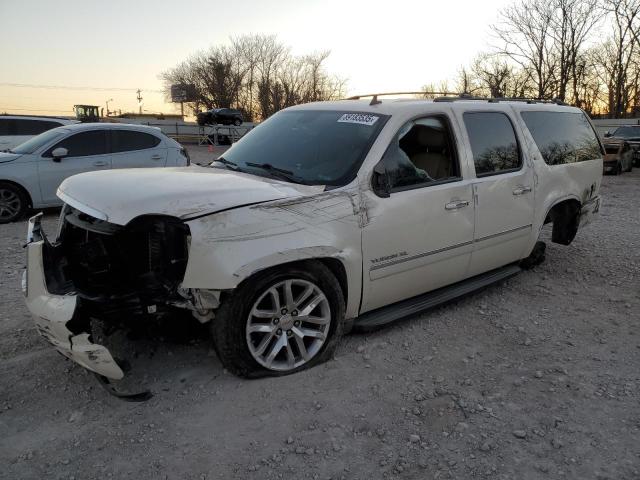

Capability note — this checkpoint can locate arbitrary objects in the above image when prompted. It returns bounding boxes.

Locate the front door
[37,130,111,205]
[459,110,535,276]
[361,115,475,313]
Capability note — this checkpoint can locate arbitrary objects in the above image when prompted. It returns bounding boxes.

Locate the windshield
[613,126,640,138]
[11,128,67,154]
[220,110,388,186]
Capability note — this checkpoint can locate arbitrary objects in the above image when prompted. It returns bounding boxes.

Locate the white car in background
[0,115,79,151]
[0,123,190,222]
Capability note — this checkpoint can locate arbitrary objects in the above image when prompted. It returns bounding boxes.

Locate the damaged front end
[23,207,205,392]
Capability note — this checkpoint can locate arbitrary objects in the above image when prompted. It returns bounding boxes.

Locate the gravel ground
[1,172,639,480]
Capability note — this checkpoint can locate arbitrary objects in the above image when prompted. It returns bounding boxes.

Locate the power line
[0,82,164,93]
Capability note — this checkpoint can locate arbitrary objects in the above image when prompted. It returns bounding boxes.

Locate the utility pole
[136,89,143,115]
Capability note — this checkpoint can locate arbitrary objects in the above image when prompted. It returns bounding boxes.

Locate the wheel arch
[543,197,582,245]
[0,178,33,208]
[233,254,352,311]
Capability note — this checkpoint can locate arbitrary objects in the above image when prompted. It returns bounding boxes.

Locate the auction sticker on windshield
[337,113,379,126]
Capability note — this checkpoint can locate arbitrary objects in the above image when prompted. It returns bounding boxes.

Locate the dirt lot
[1,172,639,480]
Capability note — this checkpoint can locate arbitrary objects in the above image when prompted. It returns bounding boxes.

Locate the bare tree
[597,0,640,116]
[492,0,558,98]
[161,35,346,121]
[548,0,602,103]
[470,54,534,97]
[415,0,640,116]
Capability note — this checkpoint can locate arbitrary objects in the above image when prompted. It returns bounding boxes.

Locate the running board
[353,264,522,332]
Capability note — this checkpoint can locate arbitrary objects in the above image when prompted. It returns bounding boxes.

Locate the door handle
[93,161,108,167]
[445,200,470,210]
[512,186,532,196]
[151,154,163,160]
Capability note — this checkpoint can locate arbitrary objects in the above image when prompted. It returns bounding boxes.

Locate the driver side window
[44,130,108,157]
[379,116,460,191]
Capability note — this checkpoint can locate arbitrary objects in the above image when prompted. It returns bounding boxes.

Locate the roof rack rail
[433,93,486,102]
[484,96,567,105]
[344,92,571,106]
[346,91,460,106]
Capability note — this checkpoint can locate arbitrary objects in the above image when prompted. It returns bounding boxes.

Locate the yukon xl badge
[371,251,408,264]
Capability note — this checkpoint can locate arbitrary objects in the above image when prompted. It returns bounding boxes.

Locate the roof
[0,114,78,124]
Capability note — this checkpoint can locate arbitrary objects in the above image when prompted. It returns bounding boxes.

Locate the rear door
[37,130,111,204]
[457,109,535,276]
[110,129,167,169]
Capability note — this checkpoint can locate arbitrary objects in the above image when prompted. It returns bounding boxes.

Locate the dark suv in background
[196,108,244,126]
[603,125,640,171]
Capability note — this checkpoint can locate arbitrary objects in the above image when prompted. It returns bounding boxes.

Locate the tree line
[161,34,346,121]
[423,0,640,118]
[163,1,640,120]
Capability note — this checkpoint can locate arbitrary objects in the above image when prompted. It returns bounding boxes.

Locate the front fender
[182,191,364,318]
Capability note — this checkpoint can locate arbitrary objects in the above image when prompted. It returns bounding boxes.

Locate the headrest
[416,126,446,150]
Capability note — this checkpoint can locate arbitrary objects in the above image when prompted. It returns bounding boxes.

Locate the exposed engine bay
[29,207,221,400]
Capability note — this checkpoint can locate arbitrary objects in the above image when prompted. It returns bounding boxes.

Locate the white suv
[23,96,602,392]
[0,122,190,222]
[0,115,79,151]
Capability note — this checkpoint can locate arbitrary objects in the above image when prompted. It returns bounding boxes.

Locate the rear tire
[615,162,622,175]
[0,182,28,223]
[211,262,345,378]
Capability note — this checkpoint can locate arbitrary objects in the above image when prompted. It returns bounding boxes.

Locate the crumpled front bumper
[23,214,124,380]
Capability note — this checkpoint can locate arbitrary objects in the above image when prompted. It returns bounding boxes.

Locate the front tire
[233,118,242,126]
[0,182,28,223]
[212,262,345,378]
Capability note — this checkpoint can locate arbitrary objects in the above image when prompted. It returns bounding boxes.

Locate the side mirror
[51,147,68,162]
[372,162,390,198]
[604,131,612,138]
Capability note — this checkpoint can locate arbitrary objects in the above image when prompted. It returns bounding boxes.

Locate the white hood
[57,166,324,225]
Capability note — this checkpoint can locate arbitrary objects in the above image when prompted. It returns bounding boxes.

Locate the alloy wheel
[246,279,331,371]
[0,187,21,221]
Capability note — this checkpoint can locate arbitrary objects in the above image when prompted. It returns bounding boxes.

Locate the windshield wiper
[245,162,307,184]
[211,156,240,170]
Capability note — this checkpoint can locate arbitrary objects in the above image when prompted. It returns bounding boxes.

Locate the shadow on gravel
[93,312,219,400]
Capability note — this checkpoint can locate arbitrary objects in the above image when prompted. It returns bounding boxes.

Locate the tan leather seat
[411,128,451,179]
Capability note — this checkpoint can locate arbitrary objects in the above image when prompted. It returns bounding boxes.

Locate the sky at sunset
[0,0,512,117]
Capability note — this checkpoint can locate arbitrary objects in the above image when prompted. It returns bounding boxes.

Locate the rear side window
[463,112,521,176]
[45,130,108,157]
[111,130,160,153]
[521,111,602,165]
